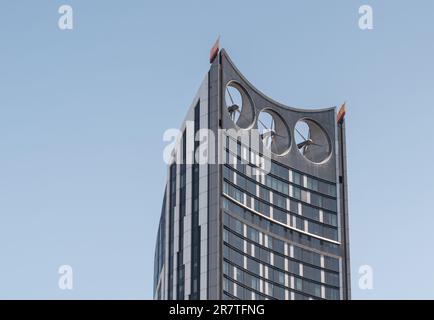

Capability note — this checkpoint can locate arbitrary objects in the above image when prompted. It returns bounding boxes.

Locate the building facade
[154,48,350,300]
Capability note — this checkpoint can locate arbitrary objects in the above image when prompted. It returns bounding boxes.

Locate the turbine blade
[297,140,309,149]
[226,87,235,105]
[295,128,307,141]
[310,142,325,147]
[274,133,286,138]
[258,118,270,131]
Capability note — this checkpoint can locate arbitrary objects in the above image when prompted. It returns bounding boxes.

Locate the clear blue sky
[0,0,433,299]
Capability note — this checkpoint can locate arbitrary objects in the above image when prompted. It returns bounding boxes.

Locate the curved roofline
[220,49,336,113]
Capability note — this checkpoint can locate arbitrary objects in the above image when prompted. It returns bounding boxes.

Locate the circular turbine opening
[225,82,255,129]
[295,119,331,163]
[257,109,291,155]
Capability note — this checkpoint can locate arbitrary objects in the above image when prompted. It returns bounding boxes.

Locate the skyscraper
[154,47,350,300]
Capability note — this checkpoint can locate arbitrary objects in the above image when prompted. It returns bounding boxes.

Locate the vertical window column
[190,102,201,299]
[177,130,187,299]
[168,163,177,300]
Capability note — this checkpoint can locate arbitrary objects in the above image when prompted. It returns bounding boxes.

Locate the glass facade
[153,191,166,300]
[221,135,342,300]
[223,138,339,243]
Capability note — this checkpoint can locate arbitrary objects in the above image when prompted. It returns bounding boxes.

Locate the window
[234,219,243,234]
[267,236,273,249]
[223,245,230,259]
[259,248,270,264]
[236,284,245,299]
[246,179,256,196]
[325,287,340,300]
[273,285,285,300]
[318,180,337,197]
[253,198,258,211]
[293,172,301,185]
[279,180,289,195]
[274,255,285,269]
[229,232,244,251]
[223,166,232,181]
[290,200,299,214]
[237,174,246,189]
[303,265,321,282]
[251,276,260,291]
[294,292,308,300]
[308,221,322,237]
[248,226,260,243]
[192,197,199,212]
[292,187,301,200]
[259,186,270,202]
[223,277,230,292]
[225,149,231,165]
[323,197,337,212]
[223,182,229,195]
[307,177,319,191]
[266,175,289,195]
[289,261,300,275]
[223,261,230,276]
[273,193,287,209]
[257,200,270,216]
[247,257,260,274]
[294,246,321,266]
[267,282,274,297]
[223,229,229,242]
[310,193,322,207]
[324,225,338,241]
[325,272,340,287]
[324,212,338,226]
[273,208,287,224]
[276,270,285,285]
[303,249,321,266]
[271,162,289,180]
[270,238,283,253]
[312,179,319,191]
[227,215,243,235]
[328,184,337,197]
[228,184,244,203]
[295,217,304,230]
[303,205,319,221]
[228,247,244,267]
[236,268,244,282]
[302,279,321,297]
[324,256,340,272]
[295,278,303,291]
[314,283,321,297]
